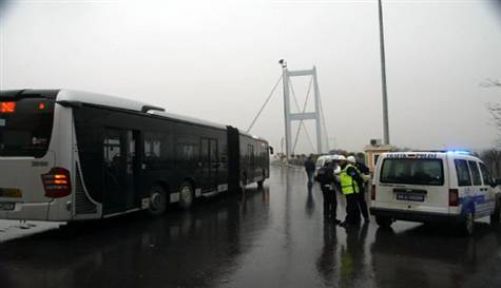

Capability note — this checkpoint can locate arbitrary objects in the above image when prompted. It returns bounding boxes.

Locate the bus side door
[200,138,218,193]
[103,129,138,214]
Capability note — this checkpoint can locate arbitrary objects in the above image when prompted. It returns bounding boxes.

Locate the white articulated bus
[0,90,270,222]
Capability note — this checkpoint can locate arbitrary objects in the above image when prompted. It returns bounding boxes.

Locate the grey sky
[1,0,501,153]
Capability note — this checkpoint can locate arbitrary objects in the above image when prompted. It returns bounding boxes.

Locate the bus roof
[56,90,228,130]
[148,110,228,130]
[1,89,267,141]
[56,89,159,113]
[0,89,60,99]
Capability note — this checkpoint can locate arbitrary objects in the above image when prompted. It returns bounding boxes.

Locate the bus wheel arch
[148,183,168,216]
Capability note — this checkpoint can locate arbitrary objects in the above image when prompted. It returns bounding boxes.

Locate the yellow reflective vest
[339,164,360,195]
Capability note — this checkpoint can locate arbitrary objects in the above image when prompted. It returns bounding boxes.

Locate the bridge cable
[318,92,330,151]
[246,74,283,133]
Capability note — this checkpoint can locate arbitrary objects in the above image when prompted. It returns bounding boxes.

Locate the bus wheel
[179,182,194,209]
[461,212,475,236]
[148,185,167,216]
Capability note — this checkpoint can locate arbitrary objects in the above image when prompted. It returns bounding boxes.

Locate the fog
[1,0,501,153]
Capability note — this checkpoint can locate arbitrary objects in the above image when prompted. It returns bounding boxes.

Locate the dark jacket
[315,164,335,187]
[355,162,370,175]
[304,158,316,173]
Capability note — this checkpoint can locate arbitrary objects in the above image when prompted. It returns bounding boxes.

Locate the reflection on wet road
[1,165,501,288]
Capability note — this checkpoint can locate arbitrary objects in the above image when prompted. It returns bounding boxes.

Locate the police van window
[467,161,482,186]
[454,159,472,186]
[478,162,492,186]
[380,158,444,186]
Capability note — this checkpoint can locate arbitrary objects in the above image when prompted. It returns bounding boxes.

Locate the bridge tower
[279,60,324,160]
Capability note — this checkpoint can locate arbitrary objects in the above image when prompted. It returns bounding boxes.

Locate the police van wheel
[148,185,167,216]
[179,182,194,209]
[461,212,475,236]
[375,216,392,228]
[490,201,501,225]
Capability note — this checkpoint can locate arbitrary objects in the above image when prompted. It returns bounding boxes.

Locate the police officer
[338,155,364,226]
[347,155,370,222]
[315,157,340,223]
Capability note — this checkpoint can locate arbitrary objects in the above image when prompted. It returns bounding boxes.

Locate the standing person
[304,154,316,185]
[315,157,340,223]
[347,155,370,222]
[338,155,363,226]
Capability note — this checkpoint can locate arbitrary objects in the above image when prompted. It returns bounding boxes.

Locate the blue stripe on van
[459,195,486,206]
[459,195,495,216]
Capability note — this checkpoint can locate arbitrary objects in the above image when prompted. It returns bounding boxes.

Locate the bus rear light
[371,184,376,200]
[41,167,72,198]
[0,102,16,113]
[449,189,459,207]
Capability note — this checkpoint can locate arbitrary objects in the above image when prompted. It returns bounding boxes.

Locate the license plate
[396,193,425,202]
[0,202,15,211]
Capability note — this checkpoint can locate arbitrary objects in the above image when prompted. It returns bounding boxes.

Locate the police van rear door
[376,153,448,214]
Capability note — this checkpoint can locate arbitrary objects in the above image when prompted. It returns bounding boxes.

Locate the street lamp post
[378,0,390,145]
[279,59,291,163]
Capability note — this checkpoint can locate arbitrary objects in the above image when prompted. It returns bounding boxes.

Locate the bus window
[104,135,121,168]
[0,98,55,157]
[210,139,218,163]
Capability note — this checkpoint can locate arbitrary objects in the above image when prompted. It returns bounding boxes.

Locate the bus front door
[103,129,138,214]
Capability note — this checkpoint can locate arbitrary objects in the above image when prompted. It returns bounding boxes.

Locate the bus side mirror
[269,146,274,155]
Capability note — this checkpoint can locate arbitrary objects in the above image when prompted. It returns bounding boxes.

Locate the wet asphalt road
[1,165,501,288]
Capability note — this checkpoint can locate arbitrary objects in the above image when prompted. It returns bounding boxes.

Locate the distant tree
[482,78,501,146]
[488,103,501,146]
[480,79,501,88]
[480,149,501,179]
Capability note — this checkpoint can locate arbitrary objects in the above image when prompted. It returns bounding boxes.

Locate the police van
[370,151,501,235]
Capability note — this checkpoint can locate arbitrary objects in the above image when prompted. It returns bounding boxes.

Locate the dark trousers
[356,191,369,219]
[321,187,337,220]
[345,193,361,225]
[306,171,314,183]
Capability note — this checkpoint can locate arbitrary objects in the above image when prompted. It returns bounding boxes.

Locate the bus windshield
[380,158,444,186]
[0,98,55,158]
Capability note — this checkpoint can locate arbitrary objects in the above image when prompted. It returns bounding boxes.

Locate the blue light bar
[446,150,470,155]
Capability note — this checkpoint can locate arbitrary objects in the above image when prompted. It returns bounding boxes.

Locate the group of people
[304,154,370,227]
